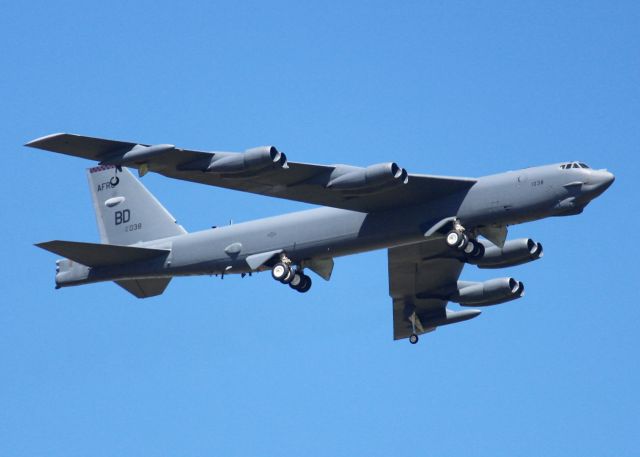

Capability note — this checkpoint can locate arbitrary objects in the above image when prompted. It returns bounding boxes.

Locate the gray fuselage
[57,162,614,287]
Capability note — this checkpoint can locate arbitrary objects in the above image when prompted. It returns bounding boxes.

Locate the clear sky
[1,1,639,455]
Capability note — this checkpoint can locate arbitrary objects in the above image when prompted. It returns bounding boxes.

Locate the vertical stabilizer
[87,166,187,245]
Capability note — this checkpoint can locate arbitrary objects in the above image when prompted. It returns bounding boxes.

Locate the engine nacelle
[326,162,408,191]
[207,146,287,174]
[451,277,524,306]
[473,238,543,269]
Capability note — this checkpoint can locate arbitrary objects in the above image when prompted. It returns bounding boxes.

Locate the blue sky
[1,1,639,455]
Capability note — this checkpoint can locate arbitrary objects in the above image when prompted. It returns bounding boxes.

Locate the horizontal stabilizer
[115,278,171,298]
[35,240,169,267]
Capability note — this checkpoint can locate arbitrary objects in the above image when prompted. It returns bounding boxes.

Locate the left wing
[388,239,481,340]
[26,133,476,213]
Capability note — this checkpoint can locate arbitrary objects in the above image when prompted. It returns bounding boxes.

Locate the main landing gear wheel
[471,240,485,259]
[446,230,470,251]
[458,233,469,250]
[462,239,485,260]
[271,262,291,283]
[282,269,295,284]
[446,230,462,248]
[409,333,419,344]
[289,273,312,293]
[463,238,476,255]
[289,272,302,288]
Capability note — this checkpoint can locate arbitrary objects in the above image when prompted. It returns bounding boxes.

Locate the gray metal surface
[27,134,615,342]
[27,133,477,213]
[35,240,169,267]
[87,165,186,244]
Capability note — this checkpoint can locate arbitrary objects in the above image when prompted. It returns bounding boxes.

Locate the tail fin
[87,165,186,245]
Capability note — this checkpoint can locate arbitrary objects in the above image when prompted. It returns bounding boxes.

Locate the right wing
[26,133,476,213]
[388,239,481,340]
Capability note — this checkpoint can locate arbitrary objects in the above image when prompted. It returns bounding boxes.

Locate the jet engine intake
[473,238,543,269]
[326,162,408,191]
[207,146,287,174]
[451,277,524,306]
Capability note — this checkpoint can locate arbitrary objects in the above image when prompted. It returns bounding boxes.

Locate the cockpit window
[561,162,590,170]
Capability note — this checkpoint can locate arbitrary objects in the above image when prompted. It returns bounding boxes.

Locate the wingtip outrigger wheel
[409,313,419,344]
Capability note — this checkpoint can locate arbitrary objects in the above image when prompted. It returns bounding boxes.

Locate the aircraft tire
[282,268,295,284]
[272,262,291,282]
[297,274,312,293]
[289,272,303,288]
[463,238,476,254]
[409,333,419,344]
[446,230,462,247]
[457,233,469,250]
[472,241,485,259]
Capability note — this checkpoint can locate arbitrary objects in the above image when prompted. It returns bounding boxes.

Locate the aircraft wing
[26,133,476,213]
[388,239,480,340]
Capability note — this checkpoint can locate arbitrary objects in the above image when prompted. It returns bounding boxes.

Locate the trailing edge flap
[478,225,508,248]
[35,240,170,267]
[115,278,171,298]
[306,257,334,281]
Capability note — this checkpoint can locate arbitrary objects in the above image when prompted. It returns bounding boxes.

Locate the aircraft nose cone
[595,170,615,192]
[582,170,615,198]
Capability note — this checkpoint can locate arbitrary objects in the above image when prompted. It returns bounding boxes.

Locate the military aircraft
[27,133,614,343]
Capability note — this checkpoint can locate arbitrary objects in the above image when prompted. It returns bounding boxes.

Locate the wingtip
[24,133,67,148]
[34,240,61,250]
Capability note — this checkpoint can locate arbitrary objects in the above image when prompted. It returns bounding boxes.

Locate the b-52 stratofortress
[27,133,614,343]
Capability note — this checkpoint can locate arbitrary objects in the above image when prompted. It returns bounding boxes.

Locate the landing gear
[446,230,463,248]
[463,238,485,260]
[289,272,312,293]
[271,262,291,282]
[446,229,470,250]
[271,253,312,292]
[409,313,420,344]
[446,221,484,260]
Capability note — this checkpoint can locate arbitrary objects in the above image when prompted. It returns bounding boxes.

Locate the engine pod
[452,277,525,306]
[207,146,287,174]
[474,238,543,269]
[326,162,408,191]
